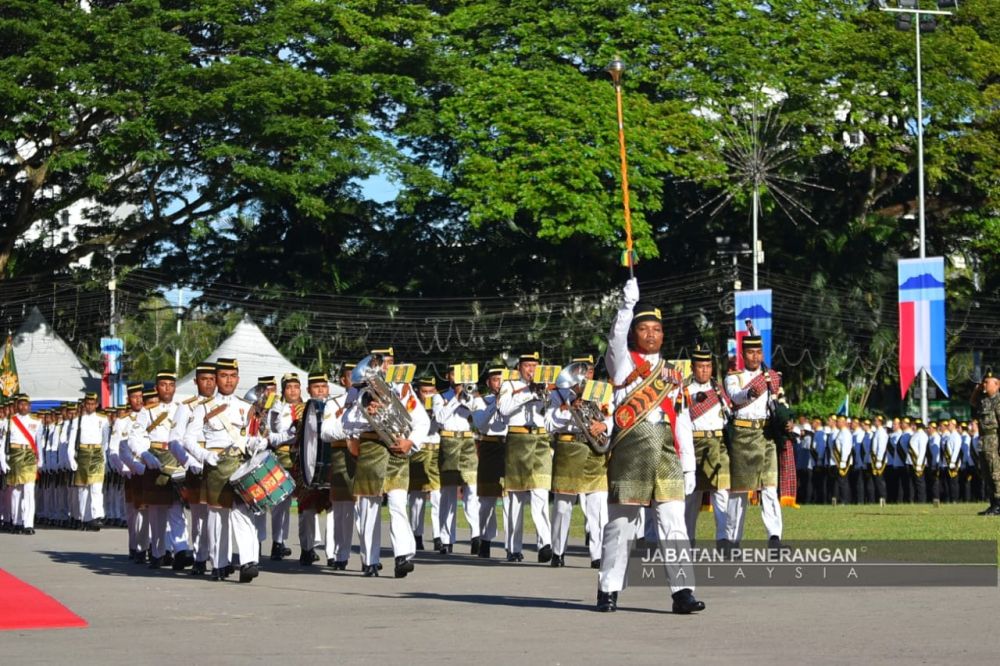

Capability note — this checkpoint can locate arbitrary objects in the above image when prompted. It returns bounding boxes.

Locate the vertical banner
[101,337,125,408]
[898,258,948,398]
[0,335,20,398]
[734,290,773,370]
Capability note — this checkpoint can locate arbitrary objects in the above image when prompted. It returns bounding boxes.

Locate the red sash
[11,416,38,459]
[623,352,680,455]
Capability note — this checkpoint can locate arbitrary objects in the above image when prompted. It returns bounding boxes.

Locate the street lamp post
[878,1,953,423]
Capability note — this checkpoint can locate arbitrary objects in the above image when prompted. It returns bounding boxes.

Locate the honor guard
[544,355,611,569]
[434,365,484,555]
[870,416,889,503]
[117,383,151,561]
[4,394,41,534]
[68,392,110,529]
[264,373,303,561]
[832,416,853,504]
[679,345,732,549]
[971,369,1000,515]
[183,358,269,581]
[409,376,442,552]
[472,367,509,559]
[315,369,355,569]
[724,325,786,547]
[597,279,702,614]
[129,373,193,569]
[498,351,555,563]
[174,363,217,573]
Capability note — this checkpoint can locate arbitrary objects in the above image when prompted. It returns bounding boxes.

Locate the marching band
[2,278,999,614]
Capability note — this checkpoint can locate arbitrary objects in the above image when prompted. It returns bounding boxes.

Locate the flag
[734,290,773,370]
[0,335,19,398]
[836,394,849,417]
[898,258,948,398]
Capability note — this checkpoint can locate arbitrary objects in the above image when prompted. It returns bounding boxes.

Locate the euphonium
[555,362,610,454]
[352,355,412,448]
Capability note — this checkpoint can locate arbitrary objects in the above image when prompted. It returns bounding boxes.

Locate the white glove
[0,456,8,474]
[69,455,78,472]
[247,437,268,454]
[683,470,696,495]
[140,451,161,470]
[204,451,220,467]
[623,277,639,307]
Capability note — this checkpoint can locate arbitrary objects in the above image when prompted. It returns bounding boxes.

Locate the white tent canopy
[13,306,100,402]
[178,316,309,394]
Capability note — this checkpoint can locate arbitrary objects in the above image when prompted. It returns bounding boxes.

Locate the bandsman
[317,368,355,569]
[409,376,442,552]
[472,366,509,559]
[265,372,303,561]
[175,363,218,573]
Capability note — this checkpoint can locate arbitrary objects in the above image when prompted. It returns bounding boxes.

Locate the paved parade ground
[2,510,999,665]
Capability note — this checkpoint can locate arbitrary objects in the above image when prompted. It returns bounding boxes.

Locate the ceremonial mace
[607,55,635,278]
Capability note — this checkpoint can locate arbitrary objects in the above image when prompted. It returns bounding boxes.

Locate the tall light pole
[878,1,953,423]
[607,55,635,278]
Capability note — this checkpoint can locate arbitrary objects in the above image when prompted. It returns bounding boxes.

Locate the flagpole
[607,56,635,278]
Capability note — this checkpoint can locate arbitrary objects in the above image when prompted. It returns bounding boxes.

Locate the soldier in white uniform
[173,363,217,574]
[409,377,442,552]
[544,358,611,568]
[116,384,150,561]
[870,415,889,503]
[472,367,509,559]
[680,345,731,549]
[434,367,484,554]
[724,330,787,547]
[597,279,702,614]
[130,374,192,570]
[265,373,303,561]
[183,358,268,582]
[497,352,553,563]
[942,420,963,503]
[4,395,42,534]
[315,370,354,568]
[337,353,430,578]
[908,420,929,503]
[67,392,110,529]
[927,422,942,503]
[831,416,853,504]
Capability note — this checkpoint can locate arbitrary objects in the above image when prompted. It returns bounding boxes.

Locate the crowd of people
[3,279,999,613]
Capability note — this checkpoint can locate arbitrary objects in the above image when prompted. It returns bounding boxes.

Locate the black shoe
[362,564,380,577]
[335,560,348,570]
[13,525,23,534]
[134,550,148,565]
[977,504,993,515]
[671,588,706,614]
[211,567,226,581]
[715,538,734,560]
[238,563,259,583]
[148,556,164,570]
[591,559,601,569]
[172,550,194,571]
[986,502,1000,516]
[270,542,285,561]
[299,549,315,566]
[596,590,618,612]
[415,535,425,551]
[767,535,790,556]
[128,549,136,561]
[22,527,35,535]
[478,540,491,559]
[281,544,292,556]
[394,556,415,579]
[191,561,207,576]
[538,544,553,563]
[162,551,174,567]
[506,551,523,563]
[310,550,320,563]
[91,518,104,531]
[224,564,235,577]
[471,537,481,555]
[439,542,449,555]
[550,554,564,568]
[433,537,443,551]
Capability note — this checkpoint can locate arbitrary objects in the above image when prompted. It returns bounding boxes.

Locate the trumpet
[352,355,412,449]
[458,383,478,405]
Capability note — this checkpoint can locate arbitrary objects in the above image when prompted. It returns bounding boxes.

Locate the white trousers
[552,491,608,561]
[726,487,782,543]
[253,510,267,543]
[357,491,415,566]
[478,497,501,542]
[439,484,480,544]
[599,501,695,595]
[207,505,259,568]
[298,508,319,550]
[270,494,292,543]
[684,489,730,546]
[408,489,441,537]
[13,483,36,529]
[505,489,551,553]
[325,501,355,562]
[126,505,150,551]
[147,503,190,558]
[77,484,105,522]
[190,504,210,562]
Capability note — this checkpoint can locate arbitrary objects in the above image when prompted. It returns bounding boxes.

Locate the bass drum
[299,398,331,489]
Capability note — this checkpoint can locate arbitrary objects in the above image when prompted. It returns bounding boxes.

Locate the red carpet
[0,569,87,631]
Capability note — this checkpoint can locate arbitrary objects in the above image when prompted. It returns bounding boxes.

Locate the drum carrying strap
[612,353,680,455]
[205,399,245,451]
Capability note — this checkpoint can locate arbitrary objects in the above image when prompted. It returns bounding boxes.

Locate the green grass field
[442,501,1000,563]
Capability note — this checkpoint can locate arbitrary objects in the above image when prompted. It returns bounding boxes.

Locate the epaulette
[184,395,199,405]
[199,397,214,406]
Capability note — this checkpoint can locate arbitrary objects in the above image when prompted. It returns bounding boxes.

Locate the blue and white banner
[734,290,773,369]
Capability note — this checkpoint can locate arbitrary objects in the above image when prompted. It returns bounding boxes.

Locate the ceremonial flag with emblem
[0,335,19,398]
[898,257,948,398]
[734,290,773,369]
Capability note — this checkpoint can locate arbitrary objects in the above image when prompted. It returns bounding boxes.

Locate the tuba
[352,355,412,449]
[242,384,275,437]
[555,362,610,454]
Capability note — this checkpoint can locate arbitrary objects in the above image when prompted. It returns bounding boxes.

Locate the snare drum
[228,450,296,514]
